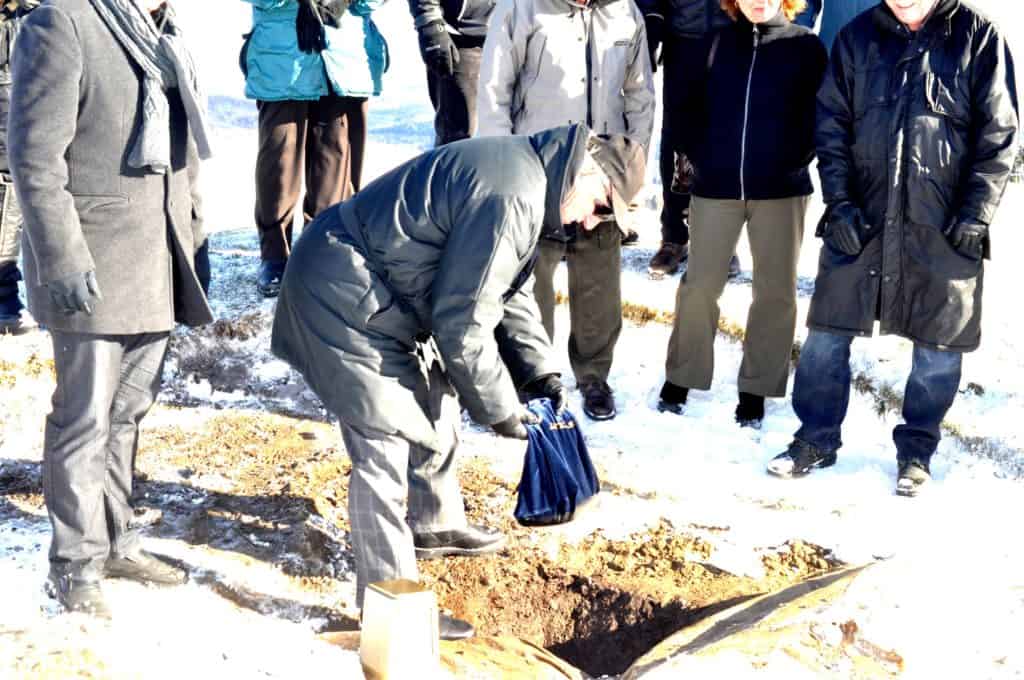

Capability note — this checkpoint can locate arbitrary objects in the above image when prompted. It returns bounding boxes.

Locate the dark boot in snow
[46,569,110,618]
[580,380,616,421]
[105,550,188,586]
[621,228,639,246]
[767,440,836,478]
[256,259,287,298]
[657,381,688,415]
[896,458,931,497]
[728,254,742,279]
[648,241,688,278]
[735,392,765,428]
[0,269,35,335]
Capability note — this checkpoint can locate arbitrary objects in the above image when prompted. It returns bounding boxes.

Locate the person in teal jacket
[242,0,389,297]
[794,0,877,52]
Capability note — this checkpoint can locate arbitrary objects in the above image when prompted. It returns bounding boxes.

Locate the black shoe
[0,277,35,335]
[735,392,765,428]
[0,308,37,335]
[657,381,688,415]
[621,228,640,246]
[648,241,689,278]
[766,440,837,478]
[728,254,741,279]
[896,458,931,497]
[439,613,475,641]
[105,550,188,586]
[256,259,287,298]
[414,524,506,560]
[580,380,616,421]
[46,571,111,618]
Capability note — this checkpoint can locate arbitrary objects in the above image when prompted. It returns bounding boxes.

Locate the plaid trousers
[340,355,467,608]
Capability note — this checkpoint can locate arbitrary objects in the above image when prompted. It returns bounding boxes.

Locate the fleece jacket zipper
[740,25,760,200]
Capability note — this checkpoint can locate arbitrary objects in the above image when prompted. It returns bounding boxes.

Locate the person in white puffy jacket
[476,0,654,421]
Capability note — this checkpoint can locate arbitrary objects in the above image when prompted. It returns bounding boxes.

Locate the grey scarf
[88,0,212,173]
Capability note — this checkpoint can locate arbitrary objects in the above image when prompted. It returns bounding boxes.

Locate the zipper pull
[753,26,760,48]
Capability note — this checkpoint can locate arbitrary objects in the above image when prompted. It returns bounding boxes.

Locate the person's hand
[822,201,866,256]
[46,271,102,316]
[417,20,458,79]
[521,374,567,413]
[296,0,327,53]
[317,0,347,27]
[644,15,664,73]
[946,219,987,260]
[491,408,541,440]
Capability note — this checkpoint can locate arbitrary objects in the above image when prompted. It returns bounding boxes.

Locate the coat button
[869,269,878,276]
[883,275,892,283]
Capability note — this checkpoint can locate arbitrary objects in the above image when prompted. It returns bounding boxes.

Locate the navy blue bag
[514,399,600,526]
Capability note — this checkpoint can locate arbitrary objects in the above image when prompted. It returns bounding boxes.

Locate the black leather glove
[417,20,458,79]
[296,0,327,54]
[491,409,541,440]
[644,15,664,74]
[946,219,987,260]
[821,201,867,256]
[46,271,102,316]
[521,374,567,413]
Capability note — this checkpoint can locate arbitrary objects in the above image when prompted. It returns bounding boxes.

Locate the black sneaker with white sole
[896,458,931,497]
[766,440,837,478]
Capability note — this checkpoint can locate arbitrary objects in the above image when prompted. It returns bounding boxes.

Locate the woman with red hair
[657,0,826,427]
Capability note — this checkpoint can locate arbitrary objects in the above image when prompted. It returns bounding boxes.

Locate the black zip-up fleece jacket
[681,12,827,201]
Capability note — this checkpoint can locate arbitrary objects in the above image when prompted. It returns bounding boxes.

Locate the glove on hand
[47,270,102,316]
[521,374,567,413]
[946,219,987,260]
[644,15,664,73]
[417,20,458,79]
[296,0,327,54]
[822,201,866,256]
[491,408,541,440]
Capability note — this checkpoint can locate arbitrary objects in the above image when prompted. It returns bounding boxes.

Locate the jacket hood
[528,123,591,238]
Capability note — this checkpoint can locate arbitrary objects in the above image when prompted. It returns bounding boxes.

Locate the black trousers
[426,45,482,146]
[659,36,709,245]
[43,331,169,579]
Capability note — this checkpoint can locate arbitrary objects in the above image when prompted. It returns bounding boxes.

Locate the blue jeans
[792,330,962,463]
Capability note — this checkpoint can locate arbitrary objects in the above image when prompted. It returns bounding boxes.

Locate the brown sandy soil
[1,407,837,677]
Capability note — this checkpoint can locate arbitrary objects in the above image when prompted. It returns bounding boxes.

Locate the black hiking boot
[105,550,188,586]
[46,570,111,618]
[896,458,931,497]
[580,380,616,421]
[735,392,765,428]
[657,381,688,415]
[621,228,640,246]
[439,613,475,641]
[414,524,506,560]
[766,440,837,478]
[728,254,742,279]
[256,259,287,298]
[648,241,689,278]
[0,271,36,335]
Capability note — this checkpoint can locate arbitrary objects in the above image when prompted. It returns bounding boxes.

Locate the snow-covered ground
[2,1,1024,677]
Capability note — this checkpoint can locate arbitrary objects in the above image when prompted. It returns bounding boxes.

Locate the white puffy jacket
[477,0,655,150]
